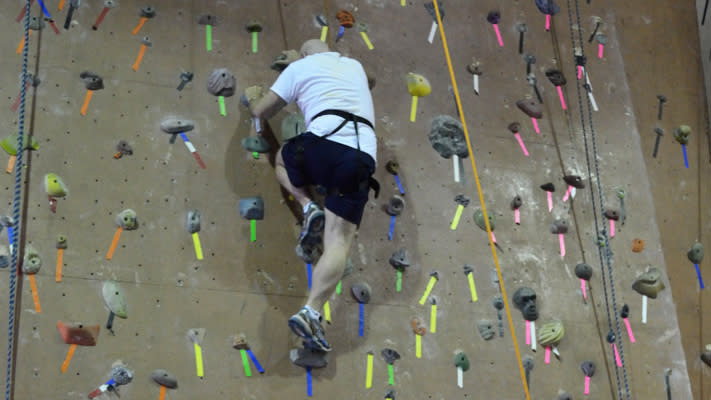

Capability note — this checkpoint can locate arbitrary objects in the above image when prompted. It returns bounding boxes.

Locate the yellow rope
[432,3,531,399]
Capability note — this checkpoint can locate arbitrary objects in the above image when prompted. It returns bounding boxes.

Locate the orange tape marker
[16,30,32,55]
[132,17,147,35]
[158,385,166,400]
[29,274,41,313]
[61,344,76,373]
[80,90,93,116]
[58,0,66,11]
[56,248,63,282]
[106,226,122,260]
[132,44,146,71]
[6,155,16,174]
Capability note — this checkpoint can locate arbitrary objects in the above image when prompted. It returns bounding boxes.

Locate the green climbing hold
[537,320,564,347]
[102,280,128,319]
[44,173,68,197]
[473,209,495,231]
[0,134,39,155]
[453,352,470,371]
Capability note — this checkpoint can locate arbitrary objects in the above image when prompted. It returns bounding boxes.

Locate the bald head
[300,39,329,57]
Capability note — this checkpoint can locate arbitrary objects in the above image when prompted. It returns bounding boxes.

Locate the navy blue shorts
[281,132,375,226]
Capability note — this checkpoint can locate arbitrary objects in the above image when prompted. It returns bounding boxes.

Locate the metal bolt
[657,94,667,120]
[516,23,527,54]
[653,126,664,158]
[524,53,536,75]
[527,74,543,104]
[588,18,601,43]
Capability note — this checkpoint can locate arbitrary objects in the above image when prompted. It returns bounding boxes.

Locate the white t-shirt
[270,52,377,163]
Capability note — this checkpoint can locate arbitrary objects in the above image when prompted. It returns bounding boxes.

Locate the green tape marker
[388,364,394,385]
[336,280,342,294]
[396,270,402,292]
[240,349,252,377]
[250,219,256,242]
[218,96,226,116]
[252,31,258,53]
[206,25,212,51]
[252,151,259,159]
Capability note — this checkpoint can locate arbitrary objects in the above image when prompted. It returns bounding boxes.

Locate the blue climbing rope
[6,0,31,399]
[565,0,631,398]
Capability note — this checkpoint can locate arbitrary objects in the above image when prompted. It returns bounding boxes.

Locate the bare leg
[305,208,357,311]
[276,147,312,209]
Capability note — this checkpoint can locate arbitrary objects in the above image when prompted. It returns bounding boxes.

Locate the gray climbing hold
[473,209,495,231]
[513,287,538,321]
[535,0,560,14]
[595,33,608,45]
[632,267,666,298]
[477,320,495,340]
[239,197,264,220]
[563,175,585,189]
[140,6,157,18]
[555,391,573,400]
[160,118,194,134]
[454,194,470,207]
[604,209,620,221]
[0,256,8,269]
[428,115,469,159]
[115,209,138,230]
[111,365,133,385]
[424,1,445,20]
[102,280,127,318]
[381,348,400,364]
[550,219,568,234]
[688,242,704,264]
[56,234,68,249]
[141,36,153,46]
[187,210,200,233]
[386,195,405,216]
[575,263,593,281]
[702,351,711,368]
[241,136,271,153]
[516,99,543,119]
[351,282,372,304]
[198,14,218,26]
[463,264,474,275]
[290,347,328,368]
[581,360,596,377]
[80,71,104,91]
[22,247,41,275]
[29,16,46,31]
[151,369,177,389]
[453,352,470,371]
[511,195,523,210]
[280,112,306,141]
[207,68,236,97]
[389,248,410,269]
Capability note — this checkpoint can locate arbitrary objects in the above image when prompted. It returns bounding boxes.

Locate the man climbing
[245,39,378,352]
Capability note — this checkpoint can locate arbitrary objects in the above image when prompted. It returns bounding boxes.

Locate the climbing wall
[0,0,702,399]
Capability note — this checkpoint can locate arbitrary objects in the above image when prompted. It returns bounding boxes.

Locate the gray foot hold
[207,68,236,97]
[389,248,410,269]
[428,115,468,159]
[151,369,177,388]
[160,118,194,134]
[239,197,264,220]
[290,348,328,369]
[351,282,372,304]
[241,136,271,153]
[516,99,543,118]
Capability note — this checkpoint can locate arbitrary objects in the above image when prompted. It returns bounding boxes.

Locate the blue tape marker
[394,174,405,195]
[7,226,14,248]
[306,367,313,396]
[358,302,364,337]
[246,349,265,373]
[682,144,689,168]
[388,215,395,240]
[180,132,189,142]
[337,26,345,39]
[695,263,705,289]
[37,0,52,18]
[306,263,312,290]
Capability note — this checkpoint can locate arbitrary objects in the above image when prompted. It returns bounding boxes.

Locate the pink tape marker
[562,186,571,202]
[581,279,587,300]
[577,66,583,80]
[491,231,497,243]
[544,347,551,364]
[598,44,604,59]
[493,24,504,47]
[623,318,635,343]
[531,117,540,134]
[609,220,615,237]
[545,14,551,31]
[584,376,591,395]
[556,86,567,110]
[514,133,529,156]
[514,209,521,225]
[559,234,566,256]
[547,192,553,212]
[612,343,622,367]
[525,320,531,345]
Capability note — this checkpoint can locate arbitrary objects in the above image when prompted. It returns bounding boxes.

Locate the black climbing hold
[510,195,522,210]
[381,348,401,364]
[575,263,592,280]
[540,183,555,192]
[620,304,629,319]
[604,209,620,221]
[550,219,568,234]
[486,10,501,24]
[513,287,538,321]
[453,352,470,371]
[580,360,596,377]
[563,175,585,189]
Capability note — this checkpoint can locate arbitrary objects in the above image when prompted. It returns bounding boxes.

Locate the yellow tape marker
[418,276,437,305]
[415,334,422,358]
[192,232,203,260]
[401,0,406,5]
[450,204,464,230]
[320,26,328,42]
[360,31,374,50]
[467,272,478,302]
[323,301,332,323]
[430,304,437,333]
[194,342,204,377]
[365,352,374,388]
[409,96,418,122]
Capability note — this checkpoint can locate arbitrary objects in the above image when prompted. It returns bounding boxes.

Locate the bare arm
[250,90,287,121]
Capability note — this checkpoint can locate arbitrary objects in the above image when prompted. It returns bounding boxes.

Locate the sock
[303,201,315,215]
[303,304,321,320]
